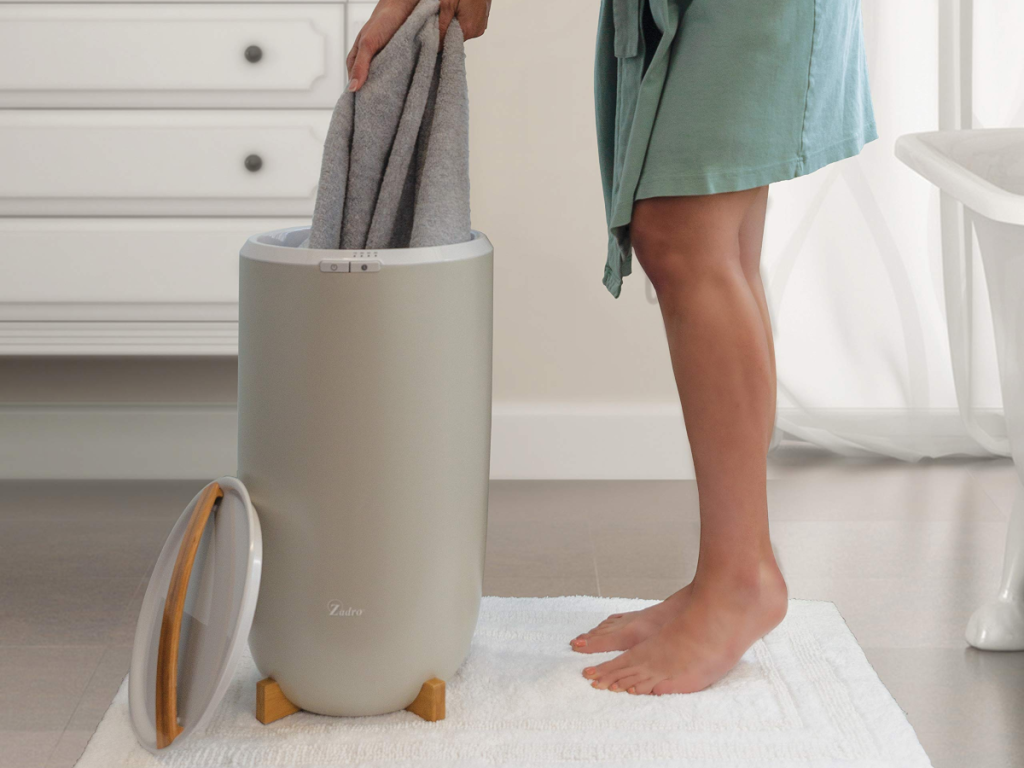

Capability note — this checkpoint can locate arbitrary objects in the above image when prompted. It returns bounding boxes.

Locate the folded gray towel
[307,0,471,250]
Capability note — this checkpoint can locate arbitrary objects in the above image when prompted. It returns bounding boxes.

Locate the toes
[651,676,706,696]
[613,672,646,693]
[651,679,676,696]
[589,619,622,636]
[630,677,658,695]
[591,613,629,635]
[572,630,631,654]
[572,615,622,646]
[582,651,632,681]
[592,620,630,637]
[571,625,612,649]
[592,651,632,677]
[592,665,640,690]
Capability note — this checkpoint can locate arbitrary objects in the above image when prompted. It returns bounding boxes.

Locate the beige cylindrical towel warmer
[238,225,493,717]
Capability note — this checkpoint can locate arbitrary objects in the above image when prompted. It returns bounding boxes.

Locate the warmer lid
[128,477,262,753]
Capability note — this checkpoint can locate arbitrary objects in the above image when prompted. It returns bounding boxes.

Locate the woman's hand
[346,0,491,92]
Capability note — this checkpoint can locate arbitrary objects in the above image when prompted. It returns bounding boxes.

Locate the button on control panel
[319,260,350,273]
[350,260,381,273]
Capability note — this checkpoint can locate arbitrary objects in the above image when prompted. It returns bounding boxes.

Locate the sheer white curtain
[762,0,1023,460]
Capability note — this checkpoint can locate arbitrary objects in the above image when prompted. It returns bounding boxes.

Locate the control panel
[319,259,382,273]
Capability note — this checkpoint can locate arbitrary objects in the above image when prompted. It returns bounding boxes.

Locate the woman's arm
[347,0,491,92]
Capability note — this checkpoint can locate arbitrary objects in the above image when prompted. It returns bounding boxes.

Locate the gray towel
[307,0,471,250]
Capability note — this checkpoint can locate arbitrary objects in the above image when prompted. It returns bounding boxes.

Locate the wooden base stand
[255,677,446,725]
[404,677,446,722]
[255,677,301,724]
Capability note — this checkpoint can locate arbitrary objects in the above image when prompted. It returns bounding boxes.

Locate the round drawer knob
[245,45,263,63]
[244,154,263,173]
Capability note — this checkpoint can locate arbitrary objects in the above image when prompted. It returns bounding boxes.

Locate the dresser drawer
[0,217,306,323]
[0,4,346,108]
[0,110,331,216]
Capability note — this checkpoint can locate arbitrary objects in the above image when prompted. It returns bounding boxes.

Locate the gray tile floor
[2,445,1023,767]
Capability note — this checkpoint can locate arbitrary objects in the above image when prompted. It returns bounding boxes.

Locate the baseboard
[0,403,1001,481]
[0,404,238,481]
[0,402,693,481]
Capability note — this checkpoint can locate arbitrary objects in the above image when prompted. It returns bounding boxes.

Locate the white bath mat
[76,596,931,767]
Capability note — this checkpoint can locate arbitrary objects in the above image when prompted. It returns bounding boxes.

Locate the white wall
[466,0,676,405]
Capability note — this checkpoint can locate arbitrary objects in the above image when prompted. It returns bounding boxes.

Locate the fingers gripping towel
[307,0,471,250]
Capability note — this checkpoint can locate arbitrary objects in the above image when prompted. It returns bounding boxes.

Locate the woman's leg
[738,186,776,450]
[571,186,777,657]
[579,187,787,695]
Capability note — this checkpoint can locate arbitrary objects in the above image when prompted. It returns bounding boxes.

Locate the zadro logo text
[328,600,364,617]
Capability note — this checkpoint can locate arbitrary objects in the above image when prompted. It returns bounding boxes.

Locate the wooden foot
[256,678,301,725]
[405,678,445,722]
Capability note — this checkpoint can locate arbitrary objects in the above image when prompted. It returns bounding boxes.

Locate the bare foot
[570,584,693,654]
[581,562,787,695]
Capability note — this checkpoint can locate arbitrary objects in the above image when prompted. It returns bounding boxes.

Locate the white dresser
[0,0,375,355]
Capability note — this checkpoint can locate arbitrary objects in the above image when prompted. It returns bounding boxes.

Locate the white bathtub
[897,128,1024,650]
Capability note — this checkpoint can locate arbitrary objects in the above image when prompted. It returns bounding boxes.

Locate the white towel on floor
[76,596,932,768]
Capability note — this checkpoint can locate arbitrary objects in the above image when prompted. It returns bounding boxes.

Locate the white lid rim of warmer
[128,476,262,754]
[240,226,493,267]
[194,477,262,740]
